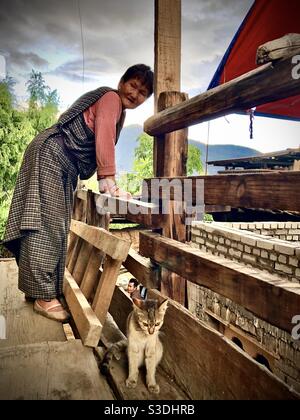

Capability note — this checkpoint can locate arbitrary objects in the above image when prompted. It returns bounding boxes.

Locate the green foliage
[0,71,59,247]
[187,144,203,175]
[204,213,214,222]
[26,70,59,135]
[118,133,203,195]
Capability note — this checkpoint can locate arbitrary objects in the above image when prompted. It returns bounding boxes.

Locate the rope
[205,121,210,175]
[248,108,255,139]
[77,0,85,89]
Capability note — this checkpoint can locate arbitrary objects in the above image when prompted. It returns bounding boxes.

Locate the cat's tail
[100,339,127,374]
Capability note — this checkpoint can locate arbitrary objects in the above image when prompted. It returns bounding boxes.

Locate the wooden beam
[151,289,299,400]
[144,49,300,136]
[143,172,300,212]
[108,286,299,399]
[154,91,188,177]
[154,0,181,111]
[123,248,159,289]
[92,256,123,327]
[76,189,88,201]
[80,247,103,300]
[94,192,163,227]
[70,220,130,261]
[139,231,300,333]
[63,269,102,347]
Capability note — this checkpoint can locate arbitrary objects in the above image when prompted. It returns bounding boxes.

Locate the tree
[0,70,59,251]
[26,70,59,134]
[118,133,203,195]
[26,69,49,108]
[0,80,34,245]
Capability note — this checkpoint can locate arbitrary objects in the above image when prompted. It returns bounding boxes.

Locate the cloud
[51,57,112,82]
[7,51,49,73]
[0,0,253,98]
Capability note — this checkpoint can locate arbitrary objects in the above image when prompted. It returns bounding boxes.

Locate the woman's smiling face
[118,77,149,109]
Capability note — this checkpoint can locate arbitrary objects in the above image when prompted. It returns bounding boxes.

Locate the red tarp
[208,0,300,121]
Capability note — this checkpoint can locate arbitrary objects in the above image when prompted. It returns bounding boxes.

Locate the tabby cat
[103,298,168,394]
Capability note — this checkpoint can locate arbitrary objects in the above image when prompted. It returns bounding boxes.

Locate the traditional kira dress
[3,87,125,299]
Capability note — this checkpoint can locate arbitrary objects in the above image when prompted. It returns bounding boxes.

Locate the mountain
[116,125,261,175]
[189,140,262,174]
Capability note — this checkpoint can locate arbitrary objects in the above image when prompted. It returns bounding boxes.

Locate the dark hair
[129,278,139,288]
[120,64,154,96]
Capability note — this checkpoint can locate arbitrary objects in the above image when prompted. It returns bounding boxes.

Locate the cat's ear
[158,299,168,314]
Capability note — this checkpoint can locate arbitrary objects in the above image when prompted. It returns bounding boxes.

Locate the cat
[102,297,168,394]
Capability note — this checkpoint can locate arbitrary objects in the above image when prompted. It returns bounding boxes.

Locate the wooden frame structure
[65,219,130,347]
[65,0,300,399]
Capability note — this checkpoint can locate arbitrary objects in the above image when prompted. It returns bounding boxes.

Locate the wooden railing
[68,40,300,398]
[71,188,300,399]
[144,48,300,136]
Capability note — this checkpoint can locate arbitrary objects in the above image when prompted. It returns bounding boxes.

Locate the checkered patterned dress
[3,87,125,299]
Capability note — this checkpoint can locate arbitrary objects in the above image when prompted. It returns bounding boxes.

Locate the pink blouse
[83,91,122,179]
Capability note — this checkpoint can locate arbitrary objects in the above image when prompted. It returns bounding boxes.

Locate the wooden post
[153,1,187,306]
[156,91,188,177]
[154,0,181,110]
[154,0,181,173]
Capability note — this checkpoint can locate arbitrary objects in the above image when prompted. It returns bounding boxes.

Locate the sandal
[33,299,70,322]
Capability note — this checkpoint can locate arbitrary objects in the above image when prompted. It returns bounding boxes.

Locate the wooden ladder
[64,219,131,347]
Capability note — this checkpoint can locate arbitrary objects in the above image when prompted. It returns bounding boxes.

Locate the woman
[3,64,153,321]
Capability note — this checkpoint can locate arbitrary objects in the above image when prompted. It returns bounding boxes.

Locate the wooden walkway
[0,259,114,400]
[0,259,186,400]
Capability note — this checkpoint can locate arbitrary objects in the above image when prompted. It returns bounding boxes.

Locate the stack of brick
[189,221,300,393]
[191,222,300,283]
[222,221,300,242]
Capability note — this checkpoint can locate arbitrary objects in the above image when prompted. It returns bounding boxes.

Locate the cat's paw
[126,378,137,388]
[148,383,160,394]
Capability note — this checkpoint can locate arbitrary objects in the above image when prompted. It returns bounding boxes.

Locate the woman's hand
[98,177,132,199]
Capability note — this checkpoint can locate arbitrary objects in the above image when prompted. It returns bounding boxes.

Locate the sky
[0,0,299,154]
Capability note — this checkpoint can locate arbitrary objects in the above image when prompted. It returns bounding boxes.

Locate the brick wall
[222,221,300,242]
[188,282,300,393]
[191,222,300,283]
[190,221,300,393]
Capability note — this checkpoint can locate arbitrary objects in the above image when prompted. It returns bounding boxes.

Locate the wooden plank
[73,191,87,222]
[94,192,163,228]
[0,340,114,400]
[123,248,159,289]
[144,48,300,136]
[80,247,103,300]
[71,241,93,286]
[92,256,123,326]
[63,268,102,347]
[63,323,76,341]
[139,231,300,333]
[149,289,299,400]
[161,200,186,305]
[77,188,88,201]
[86,189,110,228]
[109,286,132,336]
[67,237,83,275]
[143,172,300,212]
[70,220,131,261]
[154,0,181,111]
[256,34,300,64]
[0,260,66,348]
[108,286,299,399]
